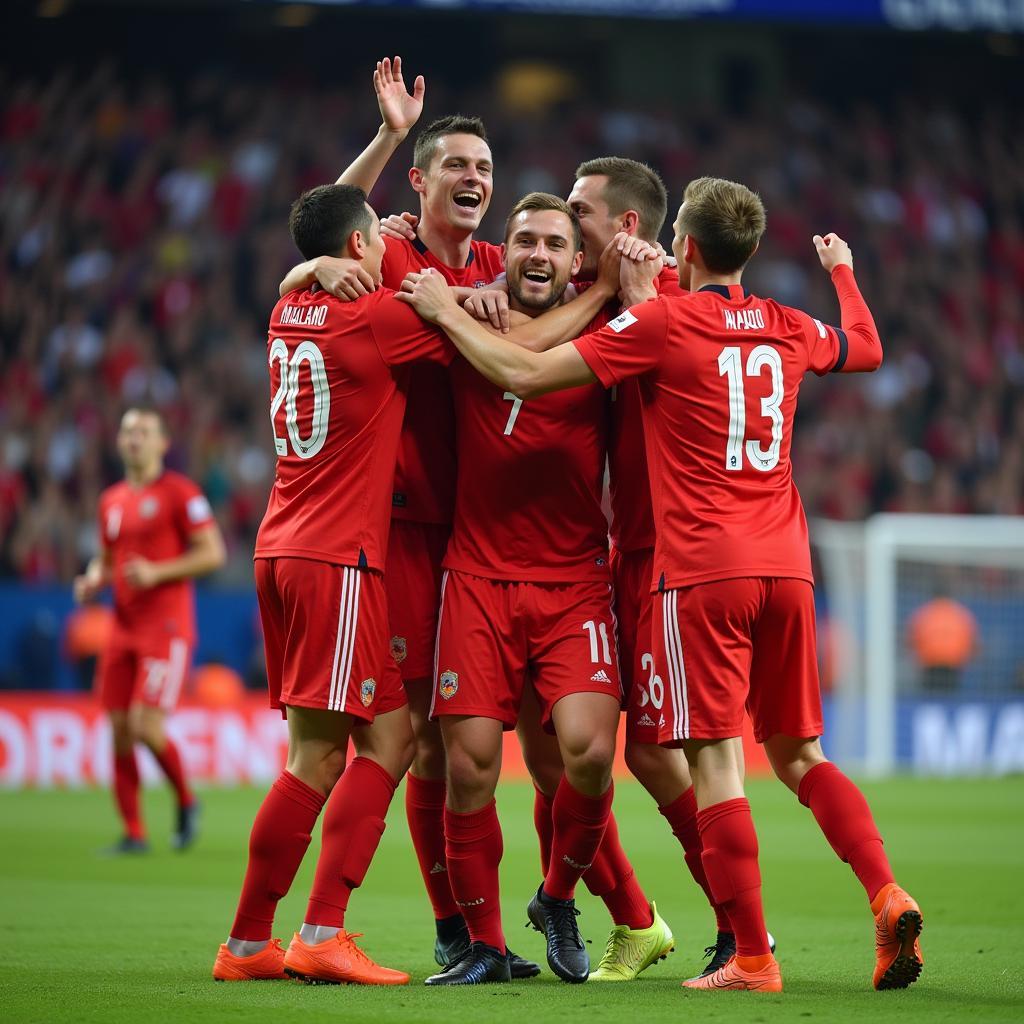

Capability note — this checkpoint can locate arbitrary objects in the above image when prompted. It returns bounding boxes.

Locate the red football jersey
[380,236,505,525]
[99,470,214,639]
[255,286,453,570]
[607,266,685,553]
[575,266,879,591]
[445,314,612,583]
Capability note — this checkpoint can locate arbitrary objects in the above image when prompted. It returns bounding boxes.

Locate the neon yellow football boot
[588,902,675,982]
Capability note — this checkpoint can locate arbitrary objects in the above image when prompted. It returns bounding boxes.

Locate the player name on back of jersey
[723,307,766,331]
[279,303,329,327]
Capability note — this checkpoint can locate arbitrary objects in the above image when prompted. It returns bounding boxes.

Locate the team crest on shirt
[439,670,459,700]
[360,678,376,706]
[390,636,408,664]
[139,497,159,519]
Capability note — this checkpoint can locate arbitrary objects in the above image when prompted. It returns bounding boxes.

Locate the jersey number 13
[718,345,784,472]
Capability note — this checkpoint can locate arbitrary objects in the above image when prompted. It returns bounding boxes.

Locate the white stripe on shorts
[159,638,189,710]
[329,567,361,712]
[667,590,690,739]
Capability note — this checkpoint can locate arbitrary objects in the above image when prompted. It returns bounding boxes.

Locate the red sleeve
[655,266,686,297]
[172,477,215,537]
[379,236,413,290]
[572,296,669,388]
[367,290,455,367]
[803,266,882,376]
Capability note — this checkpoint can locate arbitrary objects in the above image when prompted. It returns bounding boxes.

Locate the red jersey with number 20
[255,286,453,571]
[381,236,505,526]
[575,266,881,591]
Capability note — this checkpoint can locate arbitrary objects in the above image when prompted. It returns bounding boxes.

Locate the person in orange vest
[906,592,978,692]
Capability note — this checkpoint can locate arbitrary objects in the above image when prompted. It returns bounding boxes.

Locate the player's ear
[349,229,367,260]
[571,249,584,277]
[683,235,698,265]
[409,166,427,194]
[619,210,640,235]
[500,242,507,264]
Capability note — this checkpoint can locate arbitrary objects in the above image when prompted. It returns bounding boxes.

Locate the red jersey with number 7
[574,266,882,591]
[380,236,505,526]
[255,285,453,570]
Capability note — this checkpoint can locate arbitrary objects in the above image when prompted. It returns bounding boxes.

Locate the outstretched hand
[374,56,425,136]
[813,233,853,273]
[395,268,459,323]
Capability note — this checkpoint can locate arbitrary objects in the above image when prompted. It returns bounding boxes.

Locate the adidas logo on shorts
[590,669,612,683]
[637,713,657,728]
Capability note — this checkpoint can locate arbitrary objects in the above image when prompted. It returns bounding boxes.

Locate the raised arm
[814,233,882,372]
[337,56,425,195]
[396,273,597,399]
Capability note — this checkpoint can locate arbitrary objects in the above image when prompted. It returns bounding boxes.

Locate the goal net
[810,514,1024,777]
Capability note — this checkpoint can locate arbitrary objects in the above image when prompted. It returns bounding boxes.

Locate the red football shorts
[255,557,405,723]
[97,630,193,712]
[431,570,621,730]
[385,519,450,683]
[611,546,661,745]
[653,576,823,746]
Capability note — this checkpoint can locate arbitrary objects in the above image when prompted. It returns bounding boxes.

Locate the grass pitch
[1,776,1021,1023]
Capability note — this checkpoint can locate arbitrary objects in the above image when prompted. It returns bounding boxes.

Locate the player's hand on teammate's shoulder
[374,56,425,137]
[316,256,376,301]
[617,236,663,306]
[464,288,511,334]
[613,232,660,263]
[380,211,419,241]
[813,232,853,274]
[396,268,457,322]
[122,556,161,590]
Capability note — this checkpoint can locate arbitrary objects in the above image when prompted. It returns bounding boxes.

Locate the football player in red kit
[396,176,924,995]
[74,407,225,854]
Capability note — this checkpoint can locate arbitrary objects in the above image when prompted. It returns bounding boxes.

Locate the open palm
[374,56,425,134]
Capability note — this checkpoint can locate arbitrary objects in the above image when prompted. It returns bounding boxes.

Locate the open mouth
[523,269,551,284]
[453,191,482,209]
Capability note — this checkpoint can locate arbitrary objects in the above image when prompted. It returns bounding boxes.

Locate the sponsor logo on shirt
[608,310,638,333]
[439,669,459,700]
[360,678,376,706]
[139,497,159,519]
[590,669,612,683]
[186,495,212,524]
[390,636,407,664]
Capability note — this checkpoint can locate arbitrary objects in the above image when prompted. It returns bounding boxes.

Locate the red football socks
[405,773,460,920]
[113,750,144,840]
[151,738,193,809]
[445,800,505,951]
[230,770,325,940]
[798,761,895,903]
[659,787,731,932]
[584,812,652,929]
[305,757,397,927]
[532,786,555,876]
[697,798,770,958]
[544,777,613,901]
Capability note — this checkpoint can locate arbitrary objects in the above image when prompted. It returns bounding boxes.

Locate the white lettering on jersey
[186,495,212,524]
[106,506,122,541]
[280,304,328,328]
[608,310,638,333]
[723,308,766,331]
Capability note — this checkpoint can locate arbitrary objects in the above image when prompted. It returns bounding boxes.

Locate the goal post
[811,514,1024,777]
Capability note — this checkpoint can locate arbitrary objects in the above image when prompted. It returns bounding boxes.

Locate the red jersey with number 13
[380,236,505,525]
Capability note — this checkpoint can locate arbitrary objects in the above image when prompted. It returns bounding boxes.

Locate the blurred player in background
[212,184,459,985]
[73,407,226,854]
[396,176,925,995]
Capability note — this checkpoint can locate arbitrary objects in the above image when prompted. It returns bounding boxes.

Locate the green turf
[1,777,1021,1023]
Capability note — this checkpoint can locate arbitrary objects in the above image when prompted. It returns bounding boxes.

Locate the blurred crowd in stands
[1,63,1022,584]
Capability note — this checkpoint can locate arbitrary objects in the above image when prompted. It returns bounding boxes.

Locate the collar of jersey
[698,283,746,299]
[411,234,476,267]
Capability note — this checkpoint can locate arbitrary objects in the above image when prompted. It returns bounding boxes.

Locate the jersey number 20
[718,344,784,472]
[269,339,330,460]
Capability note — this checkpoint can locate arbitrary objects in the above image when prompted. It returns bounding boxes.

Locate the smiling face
[567,174,623,280]
[413,133,494,235]
[504,208,583,313]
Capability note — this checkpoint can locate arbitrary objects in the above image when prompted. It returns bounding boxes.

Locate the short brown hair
[575,157,668,242]
[122,404,169,436]
[413,115,489,171]
[678,177,766,274]
[504,192,582,253]
[288,184,370,261]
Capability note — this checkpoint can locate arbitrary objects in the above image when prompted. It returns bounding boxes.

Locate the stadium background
[0,2,1022,1020]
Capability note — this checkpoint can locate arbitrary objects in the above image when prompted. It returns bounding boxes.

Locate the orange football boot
[683,954,783,992]
[283,930,410,985]
[212,938,287,981]
[872,883,924,990]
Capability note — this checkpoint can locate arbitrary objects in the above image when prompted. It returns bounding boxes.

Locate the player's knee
[563,738,615,792]
[411,738,446,780]
[766,737,826,794]
[445,744,498,802]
